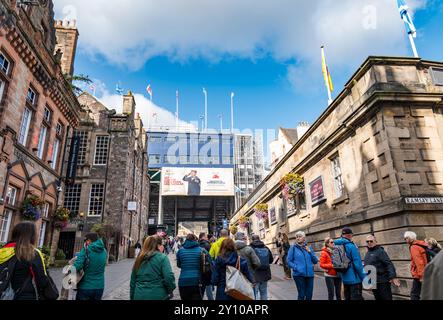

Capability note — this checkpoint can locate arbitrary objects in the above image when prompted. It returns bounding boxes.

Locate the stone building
[58,92,149,261]
[232,57,443,298]
[0,1,81,258]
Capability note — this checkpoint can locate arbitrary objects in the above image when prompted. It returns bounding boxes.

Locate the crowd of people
[1,222,442,301]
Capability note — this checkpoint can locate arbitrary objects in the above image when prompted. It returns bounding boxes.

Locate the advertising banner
[161,167,234,196]
[309,176,326,205]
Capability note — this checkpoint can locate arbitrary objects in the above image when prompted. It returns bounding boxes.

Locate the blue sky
[54,0,443,133]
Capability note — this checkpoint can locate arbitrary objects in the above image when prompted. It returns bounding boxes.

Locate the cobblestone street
[51,253,374,300]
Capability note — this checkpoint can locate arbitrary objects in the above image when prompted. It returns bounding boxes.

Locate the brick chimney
[54,20,79,76]
[123,91,136,115]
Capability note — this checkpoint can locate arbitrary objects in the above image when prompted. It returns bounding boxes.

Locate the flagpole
[176,90,179,131]
[409,33,419,58]
[218,114,223,132]
[203,88,208,132]
[321,46,333,105]
[230,92,234,134]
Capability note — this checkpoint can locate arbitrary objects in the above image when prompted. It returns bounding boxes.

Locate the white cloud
[54,0,427,70]
[96,91,197,132]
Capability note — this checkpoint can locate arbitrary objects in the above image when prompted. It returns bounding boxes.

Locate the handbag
[225,257,254,300]
[42,272,59,300]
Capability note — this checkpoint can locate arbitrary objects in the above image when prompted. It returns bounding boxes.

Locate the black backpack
[200,249,212,285]
[412,244,437,264]
[0,256,18,300]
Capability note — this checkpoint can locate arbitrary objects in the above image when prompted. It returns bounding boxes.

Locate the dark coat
[364,246,397,284]
[73,239,107,290]
[211,251,253,300]
[176,240,210,287]
[183,175,201,196]
[199,240,211,253]
[250,240,273,282]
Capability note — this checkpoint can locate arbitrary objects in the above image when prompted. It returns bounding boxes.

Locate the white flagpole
[230,92,234,134]
[203,88,208,132]
[409,33,419,58]
[176,90,179,131]
[218,114,223,132]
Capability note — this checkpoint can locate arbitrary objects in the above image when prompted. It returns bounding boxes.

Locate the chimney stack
[123,91,136,115]
[54,20,79,76]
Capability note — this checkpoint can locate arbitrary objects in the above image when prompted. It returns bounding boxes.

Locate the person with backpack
[363,235,400,300]
[404,231,430,300]
[333,227,367,301]
[287,231,319,300]
[211,238,254,300]
[425,238,442,256]
[235,232,261,285]
[250,235,273,300]
[319,237,342,300]
[130,236,176,300]
[177,234,211,300]
[0,222,58,300]
[73,233,107,300]
[199,232,214,300]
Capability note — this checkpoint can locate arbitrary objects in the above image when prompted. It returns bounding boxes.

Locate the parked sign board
[309,176,326,205]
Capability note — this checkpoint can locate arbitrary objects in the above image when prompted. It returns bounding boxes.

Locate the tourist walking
[334,227,367,301]
[212,238,254,300]
[250,235,273,300]
[319,237,342,300]
[134,241,142,258]
[130,236,176,300]
[74,233,107,301]
[0,222,57,300]
[177,234,211,300]
[404,231,428,300]
[198,232,214,300]
[281,233,291,279]
[363,235,400,300]
[235,232,261,284]
[209,229,229,259]
[287,231,319,300]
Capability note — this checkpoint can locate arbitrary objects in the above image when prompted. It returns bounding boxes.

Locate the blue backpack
[254,247,270,271]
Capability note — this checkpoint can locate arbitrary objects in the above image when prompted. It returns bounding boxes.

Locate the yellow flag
[321,46,334,93]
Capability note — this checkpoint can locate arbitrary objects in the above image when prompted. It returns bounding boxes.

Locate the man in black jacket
[250,235,274,300]
[364,235,400,300]
[183,170,201,196]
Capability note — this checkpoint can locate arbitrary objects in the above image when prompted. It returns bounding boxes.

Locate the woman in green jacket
[130,236,176,300]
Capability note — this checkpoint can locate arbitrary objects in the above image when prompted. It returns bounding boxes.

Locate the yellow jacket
[0,245,47,275]
[209,237,228,259]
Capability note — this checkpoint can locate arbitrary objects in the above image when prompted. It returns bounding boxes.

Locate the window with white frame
[18,107,32,146]
[37,126,48,159]
[63,184,82,216]
[94,136,109,165]
[51,138,61,170]
[26,87,36,105]
[76,131,89,165]
[331,155,345,198]
[56,122,63,136]
[0,210,13,243]
[42,202,50,218]
[0,53,11,75]
[5,186,18,206]
[88,184,104,216]
[38,221,47,248]
[43,106,52,123]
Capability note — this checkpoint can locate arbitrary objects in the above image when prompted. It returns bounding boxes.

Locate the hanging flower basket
[280,173,305,200]
[21,195,45,221]
[254,203,269,220]
[238,216,250,229]
[53,207,71,230]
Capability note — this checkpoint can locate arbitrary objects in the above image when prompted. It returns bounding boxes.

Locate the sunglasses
[366,240,374,244]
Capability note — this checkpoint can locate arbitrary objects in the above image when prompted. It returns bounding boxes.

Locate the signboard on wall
[309,176,326,206]
[161,167,234,196]
[269,207,277,225]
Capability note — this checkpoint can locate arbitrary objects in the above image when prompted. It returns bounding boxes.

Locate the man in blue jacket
[287,231,319,300]
[334,227,367,300]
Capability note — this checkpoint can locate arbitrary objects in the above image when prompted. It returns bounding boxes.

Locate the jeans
[372,282,393,300]
[411,279,422,300]
[254,282,269,300]
[293,276,314,300]
[179,286,203,301]
[344,284,364,301]
[204,285,214,301]
[325,277,342,300]
[76,289,104,301]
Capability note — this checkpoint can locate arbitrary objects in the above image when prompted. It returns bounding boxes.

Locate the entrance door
[58,231,76,260]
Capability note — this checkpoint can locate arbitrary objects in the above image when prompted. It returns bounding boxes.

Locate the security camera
[56,186,63,193]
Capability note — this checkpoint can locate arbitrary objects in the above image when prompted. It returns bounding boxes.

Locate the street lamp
[78,212,86,232]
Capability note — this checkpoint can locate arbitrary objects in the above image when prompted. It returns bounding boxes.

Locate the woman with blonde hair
[281,233,291,279]
[130,236,176,300]
[425,238,442,256]
[0,222,54,300]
